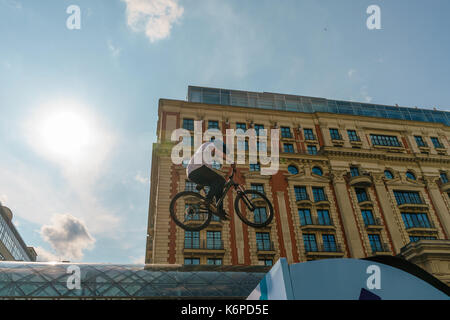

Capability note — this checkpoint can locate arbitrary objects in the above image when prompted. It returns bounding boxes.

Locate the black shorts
[188,165,225,186]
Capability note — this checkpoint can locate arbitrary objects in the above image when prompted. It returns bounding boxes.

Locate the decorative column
[331,170,365,258]
[372,173,404,253]
[424,176,450,239]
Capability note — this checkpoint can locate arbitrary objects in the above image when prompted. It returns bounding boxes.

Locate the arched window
[406,171,416,180]
[384,170,394,179]
[288,165,299,175]
[312,166,323,176]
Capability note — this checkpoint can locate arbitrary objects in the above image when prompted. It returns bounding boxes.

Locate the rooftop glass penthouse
[0,204,36,262]
[188,86,450,126]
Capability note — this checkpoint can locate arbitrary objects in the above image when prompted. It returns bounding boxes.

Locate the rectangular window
[236,122,247,131]
[401,212,432,229]
[329,128,342,140]
[256,232,272,251]
[414,136,426,147]
[237,139,249,151]
[303,234,317,252]
[431,137,444,148]
[185,181,198,192]
[304,128,316,140]
[370,134,401,147]
[322,234,337,252]
[409,236,437,242]
[284,143,294,153]
[393,191,423,205]
[281,127,292,138]
[251,183,264,194]
[257,141,267,152]
[440,172,449,184]
[208,120,219,129]
[368,234,383,253]
[350,166,360,177]
[207,258,222,265]
[254,124,264,136]
[183,118,194,131]
[298,209,312,226]
[184,258,200,265]
[254,207,267,224]
[355,188,369,202]
[312,187,326,202]
[347,130,360,142]
[251,184,265,200]
[259,259,273,266]
[317,210,331,226]
[362,210,375,226]
[294,186,309,201]
[184,231,200,249]
[307,145,317,155]
[250,163,261,172]
[206,231,222,249]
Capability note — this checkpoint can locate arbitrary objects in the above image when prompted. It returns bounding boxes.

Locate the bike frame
[213,166,256,212]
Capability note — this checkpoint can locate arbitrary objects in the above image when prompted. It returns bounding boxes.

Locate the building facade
[0,203,37,262]
[145,86,450,283]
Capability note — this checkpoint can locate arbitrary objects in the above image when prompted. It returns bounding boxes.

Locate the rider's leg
[188,165,226,214]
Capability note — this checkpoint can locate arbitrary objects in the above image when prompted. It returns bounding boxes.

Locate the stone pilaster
[331,170,365,258]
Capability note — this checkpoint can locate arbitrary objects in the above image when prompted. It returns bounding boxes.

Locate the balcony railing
[256,241,276,252]
[305,243,343,254]
[364,217,383,228]
[371,243,390,254]
[300,216,335,228]
[184,240,225,250]
[404,220,436,230]
[304,134,317,141]
[349,136,362,142]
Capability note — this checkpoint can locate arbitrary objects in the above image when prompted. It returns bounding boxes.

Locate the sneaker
[202,200,218,214]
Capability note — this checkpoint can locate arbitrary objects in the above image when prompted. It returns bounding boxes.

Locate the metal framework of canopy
[0,262,268,299]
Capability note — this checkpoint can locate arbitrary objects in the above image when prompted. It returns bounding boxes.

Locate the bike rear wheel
[234,190,274,228]
[170,191,212,231]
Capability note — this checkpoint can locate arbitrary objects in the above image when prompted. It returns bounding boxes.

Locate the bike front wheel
[234,190,274,228]
[170,191,212,231]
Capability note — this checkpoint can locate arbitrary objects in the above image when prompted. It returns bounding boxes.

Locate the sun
[38,110,92,161]
[26,100,99,164]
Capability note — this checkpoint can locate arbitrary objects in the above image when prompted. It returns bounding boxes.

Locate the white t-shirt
[186,142,223,177]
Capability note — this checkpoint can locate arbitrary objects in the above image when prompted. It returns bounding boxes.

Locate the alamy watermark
[66,265,81,290]
[66,5,81,30]
[170,121,280,175]
[367,5,381,30]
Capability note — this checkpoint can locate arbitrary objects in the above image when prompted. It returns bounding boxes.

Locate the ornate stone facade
[145,93,450,284]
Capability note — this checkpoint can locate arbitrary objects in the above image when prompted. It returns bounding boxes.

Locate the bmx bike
[169,164,274,231]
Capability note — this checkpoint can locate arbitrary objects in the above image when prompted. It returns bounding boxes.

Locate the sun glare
[29,101,98,164]
[39,111,91,160]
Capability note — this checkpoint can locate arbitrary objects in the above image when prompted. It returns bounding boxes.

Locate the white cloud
[122,0,184,43]
[347,69,356,78]
[40,214,95,262]
[131,255,145,264]
[107,40,122,58]
[2,0,22,9]
[361,86,372,103]
[0,194,7,206]
[34,246,60,262]
[134,172,149,184]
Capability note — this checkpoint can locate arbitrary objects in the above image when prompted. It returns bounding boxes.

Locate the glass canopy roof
[187,86,450,126]
[0,262,268,299]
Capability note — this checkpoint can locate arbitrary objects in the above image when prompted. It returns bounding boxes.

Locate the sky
[0,0,449,263]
